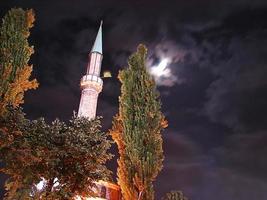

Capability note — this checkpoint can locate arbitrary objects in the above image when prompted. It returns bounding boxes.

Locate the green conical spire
[91,21,102,54]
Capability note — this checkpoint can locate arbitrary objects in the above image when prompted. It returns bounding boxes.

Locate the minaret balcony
[80,74,103,92]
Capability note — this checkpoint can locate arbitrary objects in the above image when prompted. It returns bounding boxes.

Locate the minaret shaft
[78,88,99,118]
[78,23,103,119]
[87,53,102,76]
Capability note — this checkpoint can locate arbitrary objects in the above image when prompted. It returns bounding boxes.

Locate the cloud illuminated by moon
[150,58,171,78]
[148,57,179,87]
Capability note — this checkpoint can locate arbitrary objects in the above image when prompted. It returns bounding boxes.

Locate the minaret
[78,22,103,119]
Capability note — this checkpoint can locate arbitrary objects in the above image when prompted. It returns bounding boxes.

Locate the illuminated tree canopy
[111,44,168,200]
[0,8,38,115]
[1,108,113,199]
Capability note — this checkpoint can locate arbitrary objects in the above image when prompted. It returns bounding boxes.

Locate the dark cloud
[215,132,267,180]
[202,16,267,132]
[155,132,267,200]
[155,133,209,198]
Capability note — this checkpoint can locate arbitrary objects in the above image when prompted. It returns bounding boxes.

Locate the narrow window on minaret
[89,53,96,75]
[87,54,92,74]
[95,54,101,76]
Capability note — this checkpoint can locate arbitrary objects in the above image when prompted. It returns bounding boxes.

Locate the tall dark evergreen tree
[0,8,38,115]
[110,44,168,200]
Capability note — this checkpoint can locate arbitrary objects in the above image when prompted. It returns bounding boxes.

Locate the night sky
[1,0,267,199]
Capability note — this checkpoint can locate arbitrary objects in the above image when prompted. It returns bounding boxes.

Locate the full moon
[150,58,171,78]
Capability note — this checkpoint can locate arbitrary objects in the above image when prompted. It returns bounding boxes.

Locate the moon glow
[150,58,171,78]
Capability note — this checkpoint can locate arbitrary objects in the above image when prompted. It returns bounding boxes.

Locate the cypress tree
[110,44,168,200]
[0,8,38,115]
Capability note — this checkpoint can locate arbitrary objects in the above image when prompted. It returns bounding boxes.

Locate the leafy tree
[0,8,38,115]
[31,115,113,199]
[110,44,168,200]
[0,107,35,199]
[162,190,188,200]
[0,109,113,199]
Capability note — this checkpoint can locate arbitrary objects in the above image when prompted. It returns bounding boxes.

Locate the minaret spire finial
[91,21,103,54]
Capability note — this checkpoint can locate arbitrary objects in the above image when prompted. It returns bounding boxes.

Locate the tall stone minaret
[78,22,103,119]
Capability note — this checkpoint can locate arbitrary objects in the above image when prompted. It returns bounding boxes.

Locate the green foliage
[162,190,188,200]
[0,107,35,200]
[111,44,168,200]
[0,8,38,115]
[0,108,113,199]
